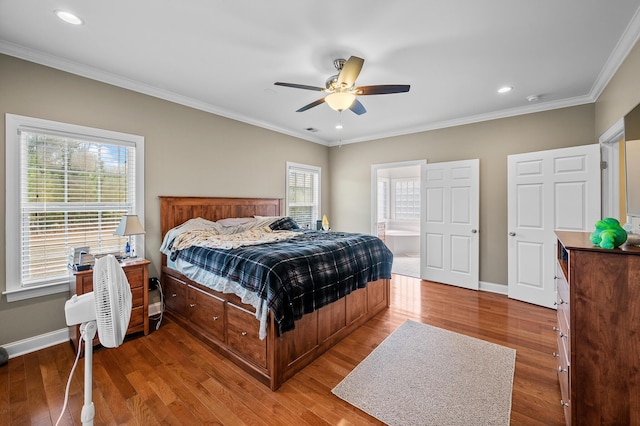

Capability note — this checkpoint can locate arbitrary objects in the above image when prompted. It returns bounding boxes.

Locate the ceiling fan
[275,56,410,115]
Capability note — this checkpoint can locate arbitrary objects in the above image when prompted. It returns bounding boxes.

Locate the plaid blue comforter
[169,230,393,335]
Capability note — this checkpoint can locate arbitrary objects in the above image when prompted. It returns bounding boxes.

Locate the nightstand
[69,258,150,352]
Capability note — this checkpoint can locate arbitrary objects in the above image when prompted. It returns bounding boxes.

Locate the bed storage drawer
[188,285,225,341]
[164,274,188,316]
[227,302,267,368]
[160,267,390,391]
[346,287,367,324]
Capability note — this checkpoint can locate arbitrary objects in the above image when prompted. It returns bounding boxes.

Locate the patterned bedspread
[168,230,393,335]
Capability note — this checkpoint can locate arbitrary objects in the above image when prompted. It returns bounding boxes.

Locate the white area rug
[332,320,516,426]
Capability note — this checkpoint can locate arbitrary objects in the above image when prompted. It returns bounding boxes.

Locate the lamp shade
[325,92,356,112]
[113,215,145,236]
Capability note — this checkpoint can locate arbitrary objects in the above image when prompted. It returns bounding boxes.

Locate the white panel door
[422,159,479,290]
[507,144,600,308]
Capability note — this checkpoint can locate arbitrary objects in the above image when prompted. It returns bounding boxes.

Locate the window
[393,178,421,220]
[377,178,390,220]
[286,162,320,229]
[4,114,144,301]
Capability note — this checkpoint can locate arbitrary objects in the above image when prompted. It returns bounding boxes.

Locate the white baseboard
[479,281,508,295]
[4,328,69,359]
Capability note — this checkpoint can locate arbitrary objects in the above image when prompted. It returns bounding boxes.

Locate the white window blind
[286,162,320,229]
[5,114,144,301]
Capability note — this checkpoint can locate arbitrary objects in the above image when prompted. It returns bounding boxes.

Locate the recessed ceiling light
[55,10,83,25]
[497,86,513,94]
[526,95,540,102]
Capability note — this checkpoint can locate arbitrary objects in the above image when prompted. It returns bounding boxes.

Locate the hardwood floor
[1,275,565,425]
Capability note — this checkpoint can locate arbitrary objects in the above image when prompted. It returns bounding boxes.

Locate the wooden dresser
[555,231,640,425]
[69,258,150,351]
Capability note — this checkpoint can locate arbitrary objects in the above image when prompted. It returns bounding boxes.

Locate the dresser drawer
[131,286,144,307]
[556,266,570,314]
[556,261,570,358]
[123,266,144,289]
[79,265,144,292]
[556,332,571,424]
[188,285,225,341]
[128,305,145,331]
[227,302,267,368]
[78,274,94,293]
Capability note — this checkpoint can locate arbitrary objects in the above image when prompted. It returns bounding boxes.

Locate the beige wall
[329,105,596,286]
[0,54,329,344]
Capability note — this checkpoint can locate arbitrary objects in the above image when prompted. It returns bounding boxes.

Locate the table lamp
[113,215,145,258]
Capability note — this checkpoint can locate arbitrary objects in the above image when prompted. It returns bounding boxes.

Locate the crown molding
[0,41,329,146]
[589,6,640,100]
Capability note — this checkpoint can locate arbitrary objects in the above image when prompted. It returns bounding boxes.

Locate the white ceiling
[2,1,640,146]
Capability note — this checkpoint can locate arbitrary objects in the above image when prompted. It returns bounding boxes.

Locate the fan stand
[79,321,97,426]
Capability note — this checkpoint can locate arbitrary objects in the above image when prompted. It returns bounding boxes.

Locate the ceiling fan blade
[354,85,411,95]
[296,98,326,112]
[337,56,364,88]
[274,82,325,92]
[349,99,367,115]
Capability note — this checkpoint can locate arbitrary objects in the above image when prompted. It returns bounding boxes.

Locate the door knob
[471,229,478,233]
[509,232,516,236]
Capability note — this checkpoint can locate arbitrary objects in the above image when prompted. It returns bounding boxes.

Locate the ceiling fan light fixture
[325,92,356,112]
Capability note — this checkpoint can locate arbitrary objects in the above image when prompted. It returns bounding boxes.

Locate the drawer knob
[189,303,196,308]
[558,366,567,373]
[560,399,569,407]
[241,331,247,336]
[171,293,177,298]
[552,352,559,358]
[552,326,559,332]
[212,316,219,321]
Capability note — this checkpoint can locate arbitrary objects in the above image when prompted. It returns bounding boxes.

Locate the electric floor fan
[61,255,132,426]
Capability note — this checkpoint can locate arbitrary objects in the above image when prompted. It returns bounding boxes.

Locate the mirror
[625,103,640,216]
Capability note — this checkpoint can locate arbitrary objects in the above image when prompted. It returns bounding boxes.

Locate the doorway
[371,161,425,278]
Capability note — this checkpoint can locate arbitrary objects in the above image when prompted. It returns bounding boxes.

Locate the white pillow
[216,217,256,227]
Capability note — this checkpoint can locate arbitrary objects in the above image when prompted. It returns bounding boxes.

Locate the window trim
[4,114,145,302]
[285,161,321,229]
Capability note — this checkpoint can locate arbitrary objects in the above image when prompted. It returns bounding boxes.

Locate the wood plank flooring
[0,275,565,425]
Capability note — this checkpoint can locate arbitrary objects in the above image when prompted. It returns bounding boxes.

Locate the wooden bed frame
[159,196,390,390]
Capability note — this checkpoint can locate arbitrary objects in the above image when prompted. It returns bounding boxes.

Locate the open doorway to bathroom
[371,160,425,278]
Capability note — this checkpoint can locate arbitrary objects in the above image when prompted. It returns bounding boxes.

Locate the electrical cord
[55,328,84,426]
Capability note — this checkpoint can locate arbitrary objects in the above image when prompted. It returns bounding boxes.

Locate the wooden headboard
[159,196,282,238]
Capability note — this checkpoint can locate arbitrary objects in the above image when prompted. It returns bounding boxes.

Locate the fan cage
[93,255,132,348]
